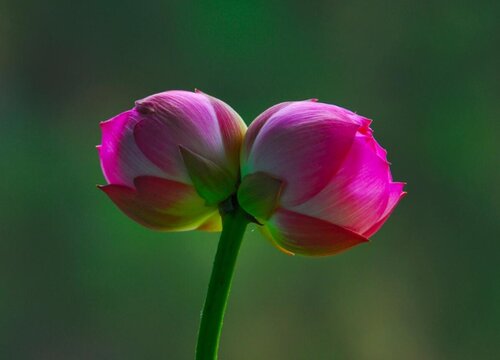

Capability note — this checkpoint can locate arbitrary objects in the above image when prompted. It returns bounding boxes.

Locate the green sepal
[237,172,283,221]
[179,146,237,206]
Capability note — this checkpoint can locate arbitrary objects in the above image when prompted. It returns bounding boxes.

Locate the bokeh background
[1,0,499,359]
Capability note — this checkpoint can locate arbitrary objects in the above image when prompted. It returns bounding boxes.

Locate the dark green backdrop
[1,0,499,359]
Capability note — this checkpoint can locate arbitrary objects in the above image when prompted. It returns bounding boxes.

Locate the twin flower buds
[98,90,405,256]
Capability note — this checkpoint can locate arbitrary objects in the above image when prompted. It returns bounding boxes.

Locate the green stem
[196,204,250,360]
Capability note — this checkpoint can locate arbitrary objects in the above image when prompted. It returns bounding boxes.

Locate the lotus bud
[97,90,247,231]
[238,100,405,256]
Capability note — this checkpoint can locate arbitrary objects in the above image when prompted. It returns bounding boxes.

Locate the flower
[97,90,247,231]
[238,100,405,256]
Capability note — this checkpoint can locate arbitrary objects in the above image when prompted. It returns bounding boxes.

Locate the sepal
[237,172,283,222]
[180,146,237,205]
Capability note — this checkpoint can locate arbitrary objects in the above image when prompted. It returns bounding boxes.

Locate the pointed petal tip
[393,182,407,196]
[134,100,155,114]
[100,113,126,129]
[178,144,195,155]
[97,184,122,192]
[178,144,195,161]
[362,117,373,125]
[360,236,370,243]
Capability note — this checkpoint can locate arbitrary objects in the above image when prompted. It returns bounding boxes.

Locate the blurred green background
[1,0,499,359]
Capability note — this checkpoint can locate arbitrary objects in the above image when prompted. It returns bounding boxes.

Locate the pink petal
[132,176,211,215]
[99,110,165,187]
[99,176,216,231]
[262,208,368,256]
[196,90,247,177]
[241,102,293,165]
[371,136,388,163]
[246,101,361,207]
[133,91,225,182]
[292,133,394,235]
[362,183,406,237]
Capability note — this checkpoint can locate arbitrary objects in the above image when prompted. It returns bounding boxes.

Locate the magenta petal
[370,137,388,163]
[100,184,188,230]
[241,102,293,165]
[133,116,179,175]
[262,209,368,256]
[362,183,406,237]
[99,176,216,231]
[99,110,165,187]
[199,91,247,177]
[132,176,210,215]
[246,101,361,207]
[132,91,226,182]
[293,133,393,235]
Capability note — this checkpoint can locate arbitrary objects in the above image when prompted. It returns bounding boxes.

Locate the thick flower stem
[196,204,250,360]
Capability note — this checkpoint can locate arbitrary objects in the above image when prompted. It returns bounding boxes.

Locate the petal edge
[264,209,368,256]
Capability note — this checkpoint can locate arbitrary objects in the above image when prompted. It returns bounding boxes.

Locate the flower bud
[98,90,247,231]
[238,100,405,256]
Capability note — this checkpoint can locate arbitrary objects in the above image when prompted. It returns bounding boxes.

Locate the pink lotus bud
[97,90,247,231]
[238,100,405,256]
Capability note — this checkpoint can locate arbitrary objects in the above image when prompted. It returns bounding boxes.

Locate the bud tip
[135,101,155,114]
